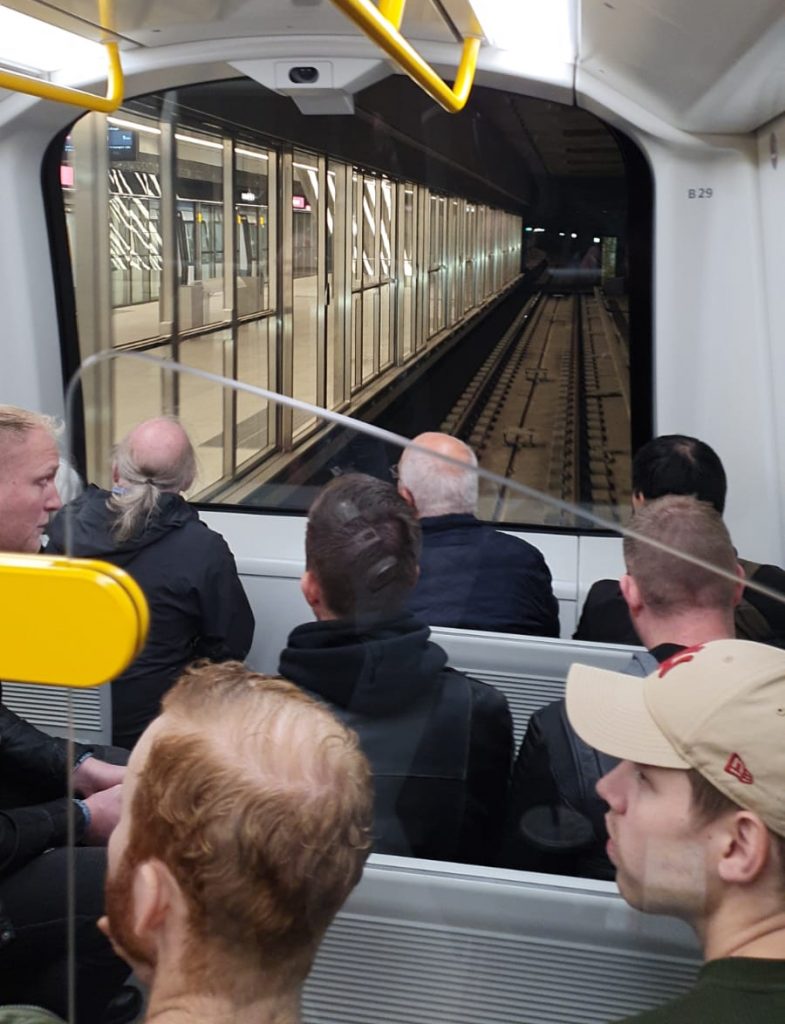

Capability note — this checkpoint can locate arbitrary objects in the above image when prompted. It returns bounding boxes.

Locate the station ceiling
[130,74,627,237]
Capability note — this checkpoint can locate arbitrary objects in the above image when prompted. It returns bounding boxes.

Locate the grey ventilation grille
[305,913,697,1024]
[2,682,108,741]
[456,670,565,746]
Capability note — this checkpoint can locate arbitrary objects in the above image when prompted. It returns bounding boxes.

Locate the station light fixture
[570,232,577,238]
[175,133,223,150]
[593,236,601,243]
[108,116,161,136]
[236,148,269,161]
[0,6,104,76]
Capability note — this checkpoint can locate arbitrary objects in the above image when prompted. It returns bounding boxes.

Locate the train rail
[441,288,631,524]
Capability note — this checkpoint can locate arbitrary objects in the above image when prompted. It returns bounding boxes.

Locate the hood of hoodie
[47,484,197,566]
[279,611,448,716]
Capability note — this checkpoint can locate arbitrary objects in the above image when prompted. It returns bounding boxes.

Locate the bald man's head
[397,432,478,518]
[108,418,197,543]
[114,417,196,495]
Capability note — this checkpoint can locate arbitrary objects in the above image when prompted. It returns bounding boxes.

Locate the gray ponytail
[107,419,196,542]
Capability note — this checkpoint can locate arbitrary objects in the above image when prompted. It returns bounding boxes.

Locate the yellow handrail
[330,0,480,113]
[0,0,123,113]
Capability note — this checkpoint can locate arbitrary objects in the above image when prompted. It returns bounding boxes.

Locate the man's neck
[636,611,734,652]
[145,985,300,1024]
[699,906,785,962]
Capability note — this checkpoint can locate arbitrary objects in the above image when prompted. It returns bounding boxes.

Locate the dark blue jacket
[407,514,560,637]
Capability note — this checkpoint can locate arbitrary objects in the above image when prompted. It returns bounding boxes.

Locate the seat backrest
[1,681,112,745]
[305,855,700,1024]
[431,627,643,746]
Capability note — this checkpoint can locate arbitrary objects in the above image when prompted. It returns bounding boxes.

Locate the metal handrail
[0,0,123,113]
[330,0,480,113]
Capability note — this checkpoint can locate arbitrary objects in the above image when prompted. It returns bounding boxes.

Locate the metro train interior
[3,0,785,1021]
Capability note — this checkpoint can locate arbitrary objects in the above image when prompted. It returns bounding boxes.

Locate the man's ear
[631,491,646,512]
[716,811,770,886]
[301,569,321,612]
[732,562,746,608]
[620,573,644,616]
[397,483,416,511]
[132,860,170,939]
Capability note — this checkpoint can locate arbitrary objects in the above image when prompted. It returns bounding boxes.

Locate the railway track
[441,289,631,524]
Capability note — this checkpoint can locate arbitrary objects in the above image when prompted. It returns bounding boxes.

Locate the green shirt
[619,957,785,1022]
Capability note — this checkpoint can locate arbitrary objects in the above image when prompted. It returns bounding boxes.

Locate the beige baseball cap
[566,639,785,837]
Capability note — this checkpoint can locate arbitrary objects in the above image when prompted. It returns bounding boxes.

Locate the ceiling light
[175,133,223,150]
[236,148,269,161]
[108,116,161,137]
[0,7,104,75]
[468,0,576,66]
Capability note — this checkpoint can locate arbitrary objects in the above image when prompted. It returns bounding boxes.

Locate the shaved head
[397,432,478,517]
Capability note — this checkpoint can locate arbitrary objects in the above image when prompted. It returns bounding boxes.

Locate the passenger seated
[47,417,255,748]
[278,473,513,864]
[101,660,373,1024]
[574,434,785,646]
[397,432,559,636]
[501,496,740,878]
[567,639,785,1022]
[0,405,131,1022]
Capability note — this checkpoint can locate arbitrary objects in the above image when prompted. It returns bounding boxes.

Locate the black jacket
[279,612,513,865]
[0,704,90,879]
[407,514,560,637]
[574,561,785,646]
[499,646,678,880]
[47,486,254,746]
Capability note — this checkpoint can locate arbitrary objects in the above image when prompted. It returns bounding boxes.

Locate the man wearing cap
[566,638,785,1021]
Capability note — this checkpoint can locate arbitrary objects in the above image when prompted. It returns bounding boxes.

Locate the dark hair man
[278,473,513,865]
[397,432,559,636]
[574,434,785,646]
[566,639,785,1022]
[501,497,741,878]
[47,416,254,748]
[0,405,131,1021]
[101,661,373,1024]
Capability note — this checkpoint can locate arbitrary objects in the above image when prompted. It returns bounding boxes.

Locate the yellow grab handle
[0,554,149,687]
[0,0,123,113]
[330,0,480,113]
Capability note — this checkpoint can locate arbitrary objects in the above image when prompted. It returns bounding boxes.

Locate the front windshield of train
[23,58,784,1024]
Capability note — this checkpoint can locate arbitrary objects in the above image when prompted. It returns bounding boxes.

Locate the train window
[52,76,650,522]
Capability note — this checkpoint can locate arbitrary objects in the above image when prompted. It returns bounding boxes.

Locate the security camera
[288,66,320,85]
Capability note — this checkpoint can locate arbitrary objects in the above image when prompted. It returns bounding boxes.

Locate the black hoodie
[47,486,254,746]
[279,612,512,865]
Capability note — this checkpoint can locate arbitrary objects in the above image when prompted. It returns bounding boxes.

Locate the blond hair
[126,661,373,993]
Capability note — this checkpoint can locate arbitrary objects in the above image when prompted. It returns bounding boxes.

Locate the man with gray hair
[47,417,254,748]
[397,432,559,636]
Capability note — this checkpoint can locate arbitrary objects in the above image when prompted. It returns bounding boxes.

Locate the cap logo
[657,644,706,678]
[724,753,754,785]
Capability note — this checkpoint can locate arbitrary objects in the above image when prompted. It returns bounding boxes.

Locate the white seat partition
[431,628,643,746]
[305,856,700,1024]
